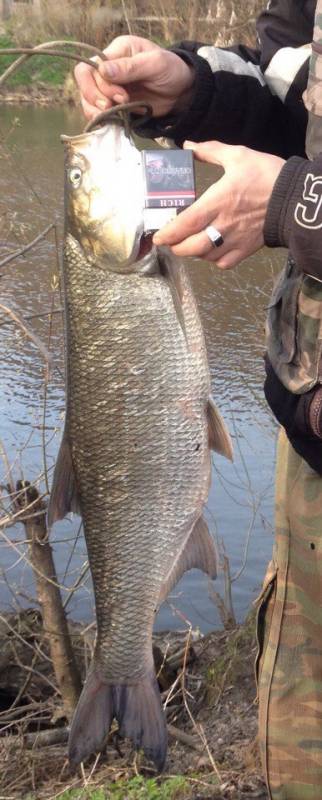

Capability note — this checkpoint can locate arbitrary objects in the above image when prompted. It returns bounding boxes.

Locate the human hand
[74,35,195,120]
[153,141,285,268]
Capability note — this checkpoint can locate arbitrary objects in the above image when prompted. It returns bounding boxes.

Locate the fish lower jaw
[136,233,154,261]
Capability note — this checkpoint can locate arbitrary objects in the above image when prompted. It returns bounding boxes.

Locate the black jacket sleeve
[140,45,305,157]
[264,154,322,280]
[137,0,314,158]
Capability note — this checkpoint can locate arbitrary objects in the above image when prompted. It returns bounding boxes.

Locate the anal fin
[158,517,217,608]
[207,395,233,461]
[47,433,80,526]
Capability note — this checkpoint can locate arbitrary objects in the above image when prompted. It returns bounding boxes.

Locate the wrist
[264,157,306,249]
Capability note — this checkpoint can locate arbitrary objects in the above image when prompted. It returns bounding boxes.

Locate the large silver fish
[48,114,233,771]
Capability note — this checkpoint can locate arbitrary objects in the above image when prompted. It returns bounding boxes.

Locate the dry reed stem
[180,626,222,782]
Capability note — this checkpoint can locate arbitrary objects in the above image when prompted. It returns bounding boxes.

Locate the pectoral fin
[158,517,217,608]
[207,396,233,461]
[47,432,80,526]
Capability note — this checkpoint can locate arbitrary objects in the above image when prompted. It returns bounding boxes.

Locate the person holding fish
[74,2,322,798]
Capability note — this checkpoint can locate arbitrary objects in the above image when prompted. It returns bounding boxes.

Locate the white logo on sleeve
[294,173,322,229]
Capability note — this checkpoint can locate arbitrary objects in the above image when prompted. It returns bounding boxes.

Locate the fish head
[62,124,146,272]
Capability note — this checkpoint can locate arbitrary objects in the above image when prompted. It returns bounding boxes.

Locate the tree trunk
[17,482,82,719]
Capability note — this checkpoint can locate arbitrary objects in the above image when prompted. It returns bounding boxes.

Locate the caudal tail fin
[68,668,167,771]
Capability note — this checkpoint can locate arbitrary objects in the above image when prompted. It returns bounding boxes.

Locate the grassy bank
[0,33,77,104]
[0,34,71,86]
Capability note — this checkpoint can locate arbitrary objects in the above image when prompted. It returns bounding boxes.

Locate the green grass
[0,34,71,87]
[34,776,194,800]
[25,774,221,800]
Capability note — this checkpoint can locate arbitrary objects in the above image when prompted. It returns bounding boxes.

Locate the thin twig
[0,303,52,366]
[181,628,222,781]
[0,223,55,268]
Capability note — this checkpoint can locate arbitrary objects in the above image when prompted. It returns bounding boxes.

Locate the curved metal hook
[0,41,107,88]
[83,101,153,136]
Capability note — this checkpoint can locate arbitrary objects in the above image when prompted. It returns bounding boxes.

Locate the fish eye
[69,167,82,188]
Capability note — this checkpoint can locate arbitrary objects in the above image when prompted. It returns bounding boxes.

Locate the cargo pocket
[266,259,302,365]
[254,559,278,695]
[296,274,322,386]
[267,261,322,392]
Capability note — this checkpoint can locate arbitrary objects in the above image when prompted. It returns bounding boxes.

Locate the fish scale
[48,120,232,770]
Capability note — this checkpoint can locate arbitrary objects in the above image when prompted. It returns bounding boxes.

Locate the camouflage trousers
[257,428,322,800]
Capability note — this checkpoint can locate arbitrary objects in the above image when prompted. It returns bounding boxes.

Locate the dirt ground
[0,610,267,799]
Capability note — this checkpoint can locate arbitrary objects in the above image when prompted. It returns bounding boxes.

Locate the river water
[0,105,284,633]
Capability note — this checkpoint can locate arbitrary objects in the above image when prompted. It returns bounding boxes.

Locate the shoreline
[0,609,267,799]
[0,83,77,106]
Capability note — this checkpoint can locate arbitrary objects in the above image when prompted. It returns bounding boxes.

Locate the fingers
[74,36,173,119]
[169,231,241,268]
[153,181,226,247]
[184,139,245,168]
[79,88,129,119]
[93,67,128,103]
[75,47,159,116]
[103,34,157,59]
[81,95,105,120]
[74,60,130,118]
[193,245,245,269]
[214,249,242,269]
[171,229,223,259]
[97,49,162,85]
[103,36,137,59]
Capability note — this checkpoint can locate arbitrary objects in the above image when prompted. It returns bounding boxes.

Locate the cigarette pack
[141,149,195,232]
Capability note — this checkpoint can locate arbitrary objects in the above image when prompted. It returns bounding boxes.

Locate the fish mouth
[136,233,153,261]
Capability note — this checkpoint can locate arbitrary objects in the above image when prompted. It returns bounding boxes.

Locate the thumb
[184,139,235,168]
[98,50,159,85]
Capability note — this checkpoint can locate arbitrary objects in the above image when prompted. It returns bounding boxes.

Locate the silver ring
[205,225,224,248]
